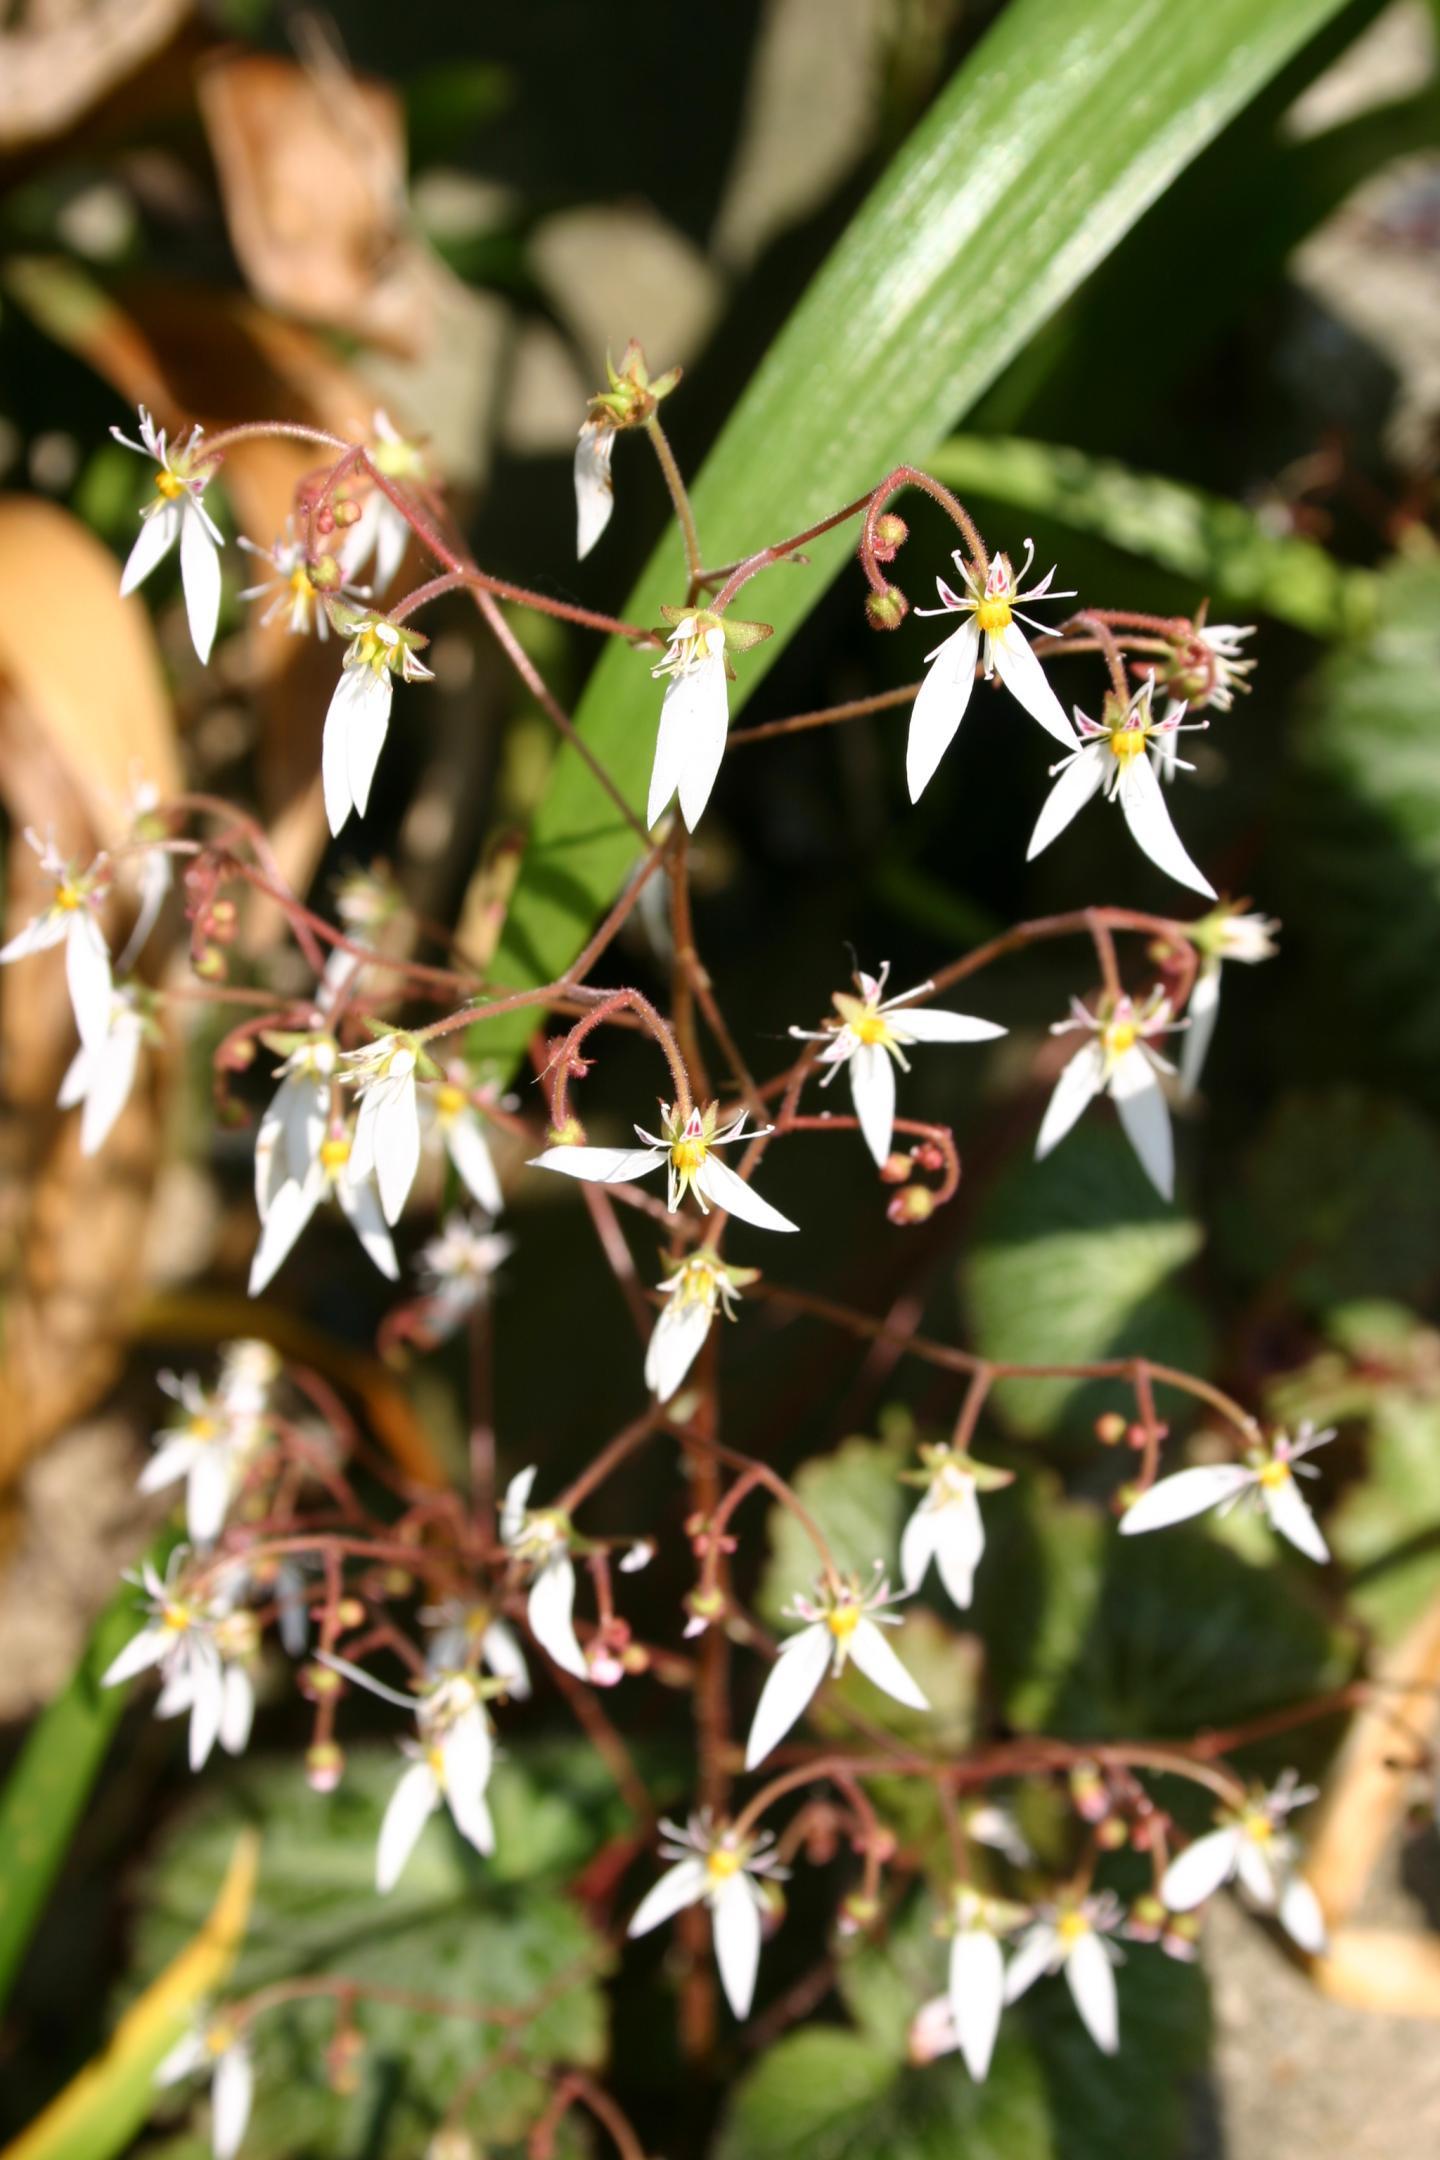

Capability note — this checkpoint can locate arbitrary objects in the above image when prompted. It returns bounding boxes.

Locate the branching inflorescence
[5,350,1364,2157]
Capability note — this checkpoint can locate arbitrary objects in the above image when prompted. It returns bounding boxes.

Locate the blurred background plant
[3,0,1440,2155]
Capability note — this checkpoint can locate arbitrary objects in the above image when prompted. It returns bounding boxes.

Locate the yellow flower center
[671,1136,708,1177]
[974,596,1012,636]
[354,625,398,674]
[288,564,317,602]
[706,1848,742,1883]
[188,1416,219,1444]
[426,1744,447,1785]
[162,1602,192,1633]
[826,1603,861,1641]
[320,1136,352,1174]
[851,1012,894,1048]
[1108,727,1148,762]
[154,470,186,501]
[1240,1809,1273,1844]
[1057,1910,1091,1945]
[1256,1459,1291,1491]
[435,1083,468,1122]
[1103,1021,1138,1058]
[54,882,83,911]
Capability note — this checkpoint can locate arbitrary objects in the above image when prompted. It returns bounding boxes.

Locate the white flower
[1179,906,1279,1095]
[907,542,1077,800]
[139,1370,264,1546]
[339,412,428,594]
[321,611,434,837]
[575,418,616,559]
[1119,1421,1334,1563]
[112,405,224,663]
[1160,622,1255,750]
[254,1034,337,1223]
[946,1888,1029,2081]
[645,1250,757,1402]
[500,1466,587,1680]
[900,1445,1013,1612]
[156,2021,255,2160]
[1026,678,1214,899]
[237,519,365,637]
[425,1065,504,1215]
[248,1122,398,1296]
[217,1339,283,1420]
[414,1214,514,1340]
[342,1033,421,1226]
[57,982,147,1153]
[377,1672,496,1893]
[789,962,1005,1168]
[422,1601,531,1700]
[1003,1894,1124,2055]
[1,828,112,1049]
[647,611,730,831]
[628,1812,786,2020]
[116,774,172,970]
[744,1571,929,1770]
[102,1551,248,1772]
[1035,990,1179,1200]
[530,1100,797,1234]
[1160,1771,1326,1953]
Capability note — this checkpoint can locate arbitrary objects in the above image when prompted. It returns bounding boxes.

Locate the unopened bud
[312,553,343,591]
[546,1115,586,1148]
[871,513,909,563]
[839,1891,881,1937]
[193,943,227,981]
[913,1141,945,1173]
[620,1643,650,1675]
[1094,1412,1127,1447]
[1069,1763,1109,1822]
[887,1184,935,1226]
[1097,1815,1129,1851]
[879,1152,911,1185]
[686,1586,726,1622]
[306,1740,345,1791]
[335,1596,366,1630]
[301,1661,343,1700]
[865,585,909,631]
[333,499,361,529]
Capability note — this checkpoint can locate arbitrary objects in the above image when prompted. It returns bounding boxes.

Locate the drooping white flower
[645,1249,758,1402]
[321,611,434,837]
[339,411,429,594]
[500,1466,587,1680]
[254,1034,337,1223]
[945,1888,1030,2082]
[1119,1422,1334,1563]
[237,519,366,638]
[1003,1893,1124,2055]
[1035,990,1180,1200]
[1,828,112,1049]
[102,1551,246,1772]
[139,1370,265,1546]
[421,1601,531,1701]
[1160,1771,1326,1953]
[789,962,1005,1168]
[341,1032,421,1226]
[900,1444,1014,1612]
[116,774,172,970]
[575,418,616,559]
[155,2020,255,2160]
[530,1100,797,1234]
[1026,678,1214,899]
[247,1122,398,1296]
[377,1672,497,1892]
[1159,622,1256,755]
[112,405,224,663]
[216,1339,283,1421]
[57,982,147,1153]
[648,611,730,831]
[744,1571,929,1770]
[907,542,1077,800]
[424,1065,504,1214]
[1179,906,1279,1095]
[628,1812,786,2020]
[154,1607,257,1766]
[413,1214,514,1341]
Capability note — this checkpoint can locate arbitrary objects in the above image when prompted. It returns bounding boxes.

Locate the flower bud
[1069,1762,1109,1822]
[1097,1814,1129,1850]
[301,1661,343,1700]
[312,553,343,592]
[193,943,227,981]
[335,1596,366,1630]
[912,1142,945,1173]
[879,1152,911,1185]
[306,1740,345,1791]
[871,513,909,563]
[839,1891,881,1937]
[887,1183,934,1225]
[865,585,909,632]
[1094,1412,1127,1446]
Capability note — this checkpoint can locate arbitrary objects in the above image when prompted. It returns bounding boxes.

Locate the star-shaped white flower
[321,611,434,836]
[1,828,112,1049]
[628,1812,786,2020]
[377,1672,497,1892]
[645,1249,758,1403]
[138,1370,264,1546]
[530,1100,797,1234]
[1119,1421,1334,1563]
[425,1064,504,1215]
[500,1466,588,1680]
[342,1033,422,1226]
[1160,622,1255,755]
[1179,906,1279,1096]
[906,542,1077,800]
[248,1122,398,1296]
[339,411,428,594]
[1036,990,1180,1200]
[788,962,1005,1168]
[899,1444,1014,1612]
[237,519,366,638]
[1161,1771,1326,1953]
[155,2019,255,2160]
[57,982,147,1154]
[102,1551,250,1772]
[112,405,224,663]
[414,1214,514,1341]
[1003,1893,1124,2055]
[574,417,616,559]
[744,1571,929,1770]
[1026,678,1214,899]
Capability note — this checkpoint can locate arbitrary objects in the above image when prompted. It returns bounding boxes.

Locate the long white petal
[992,624,1077,748]
[361,1077,420,1226]
[1118,1464,1254,1535]
[1,910,68,963]
[529,1145,665,1188]
[672,656,730,833]
[894,1009,1006,1044]
[377,1761,440,1892]
[1235,1836,1278,1910]
[1118,752,1215,899]
[247,1170,322,1295]
[219,1666,255,1756]
[949,1929,1005,2082]
[848,1618,929,1711]
[628,1857,709,1937]
[1065,1933,1119,2054]
[1178,963,1221,1098]
[101,1625,168,1687]
[323,668,392,836]
[694,1153,798,1234]
[1263,1474,1329,1563]
[744,1623,831,1769]
[1003,1927,1056,2004]
[78,1015,142,1154]
[907,620,979,801]
[712,1874,763,2020]
[574,421,615,560]
[57,1043,91,1112]
[1160,1827,1241,1911]
[528,1554,587,1678]
[1110,1047,1173,1200]
[1278,1874,1327,1954]
[848,1041,896,1168]
[211,2044,255,2160]
[448,1113,503,1214]
[481,1620,531,1700]
[933,1484,984,1611]
[899,1497,938,1596]
[644,1298,714,1402]
[180,503,221,664]
[335,1171,400,1280]
[66,914,113,1052]
[119,504,178,595]
[1034,1040,1105,1159]
[373,502,410,595]
[155,2030,207,2086]
[187,1652,225,1771]
[137,1437,200,1496]
[1026,749,1106,861]
[187,1448,233,1547]
[500,1465,537,1541]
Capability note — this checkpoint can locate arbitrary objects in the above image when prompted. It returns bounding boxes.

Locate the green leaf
[479,0,1359,1053]
[962,1127,1210,1440]
[926,437,1376,637]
